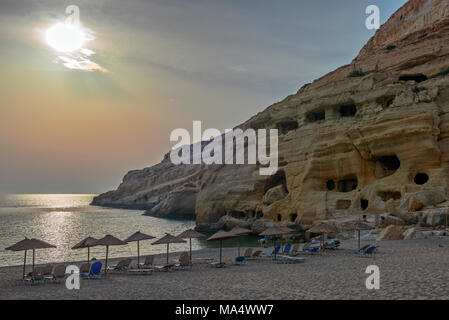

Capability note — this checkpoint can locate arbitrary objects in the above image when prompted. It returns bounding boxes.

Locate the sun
[45,23,85,52]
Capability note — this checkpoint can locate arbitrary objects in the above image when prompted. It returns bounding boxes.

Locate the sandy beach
[0,238,448,300]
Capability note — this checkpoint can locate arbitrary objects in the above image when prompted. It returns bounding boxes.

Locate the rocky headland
[93,0,449,237]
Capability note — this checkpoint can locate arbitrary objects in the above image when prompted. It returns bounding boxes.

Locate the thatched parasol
[207,230,238,264]
[124,231,155,269]
[93,235,127,274]
[350,222,374,250]
[152,233,186,264]
[72,236,98,263]
[230,227,251,256]
[5,238,56,279]
[259,227,293,258]
[177,229,206,264]
[307,223,339,252]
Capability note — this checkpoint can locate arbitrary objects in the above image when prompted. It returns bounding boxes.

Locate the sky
[0,0,407,194]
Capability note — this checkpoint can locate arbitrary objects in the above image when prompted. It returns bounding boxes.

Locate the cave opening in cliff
[305,109,325,122]
[376,95,395,109]
[326,179,335,191]
[277,120,299,135]
[361,199,369,210]
[378,191,401,201]
[277,214,282,222]
[339,104,357,117]
[337,178,358,192]
[398,74,427,83]
[256,211,263,219]
[414,173,429,185]
[375,155,400,178]
[289,213,298,222]
[229,211,246,219]
[264,170,288,194]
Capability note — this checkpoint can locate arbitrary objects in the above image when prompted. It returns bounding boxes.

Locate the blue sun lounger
[81,261,102,279]
[263,246,280,256]
[283,243,292,255]
[353,246,376,256]
[303,247,319,254]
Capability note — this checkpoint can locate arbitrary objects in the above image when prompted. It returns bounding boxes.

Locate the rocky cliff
[92,0,449,231]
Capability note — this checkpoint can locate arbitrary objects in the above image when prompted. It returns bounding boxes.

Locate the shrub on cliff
[348,70,365,78]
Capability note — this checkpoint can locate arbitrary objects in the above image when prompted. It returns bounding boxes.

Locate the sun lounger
[303,247,319,254]
[353,246,377,256]
[272,256,305,264]
[283,243,292,255]
[290,244,300,256]
[49,265,67,282]
[79,262,90,275]
[324,239,340,250]
[174,253,191,270]
[209,262,226,268]
[243,248,253,258]
[41,265,54,282]
[139,255,155,269]
[82,261,102,279]
[263,246,280,257]
[360,244,371,251]
[154,264,175,272]
[246,250,262,260]
[108,259,132,271]
[232,256,245,265]
[24,266,45,284]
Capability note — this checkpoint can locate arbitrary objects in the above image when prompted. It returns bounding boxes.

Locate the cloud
[56,54,108,72]
[230,65,248,72]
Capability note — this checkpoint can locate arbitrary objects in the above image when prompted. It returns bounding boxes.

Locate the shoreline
[1,237,448,300]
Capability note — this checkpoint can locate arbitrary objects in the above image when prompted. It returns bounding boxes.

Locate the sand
[0,238,448,300]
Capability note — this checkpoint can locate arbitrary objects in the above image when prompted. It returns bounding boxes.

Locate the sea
[0,194,202,267]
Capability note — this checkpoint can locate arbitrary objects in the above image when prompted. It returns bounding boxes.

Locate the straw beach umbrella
[5,238,56,279]
[124,231,155,268]
[177,229,206,264]
[259,227,293,258]
[307,223,339,252]
[152,233,186,264]
[350,222,374,250]
[71,236,98,263]
[93,235,127,274]
[229,227,251,256]
[207,230,238,264]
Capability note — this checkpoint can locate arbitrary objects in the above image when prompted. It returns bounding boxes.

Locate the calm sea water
[0,194,201,267]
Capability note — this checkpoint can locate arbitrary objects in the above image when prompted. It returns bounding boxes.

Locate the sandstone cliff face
[93,0,449,230]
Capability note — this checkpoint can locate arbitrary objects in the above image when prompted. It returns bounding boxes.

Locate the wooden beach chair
[247,250,262,260]
[290,244,300,256]
[243,248,253,258]
[51,265,67,282]
[108,259,132,271]
[139,255,155,269]
[42,264,54,282]
[79,263,90,275]
[174,253,191,270]
[24,266,45,285]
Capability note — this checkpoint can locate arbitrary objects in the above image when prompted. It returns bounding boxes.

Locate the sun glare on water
[45,23,85,52]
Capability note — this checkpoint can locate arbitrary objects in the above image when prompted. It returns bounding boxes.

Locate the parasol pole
[137,240,140,269]
[190,238,192,264]
[23,250,27,279]
[105,245,109,275]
